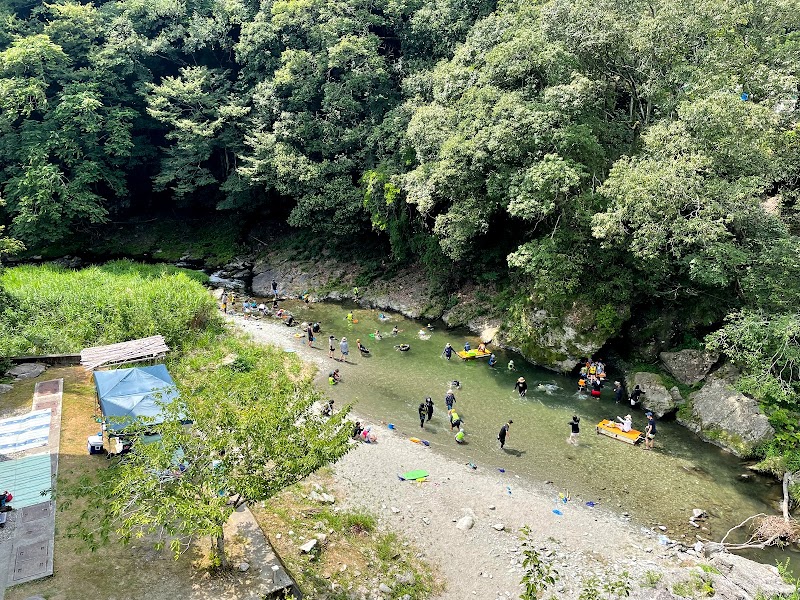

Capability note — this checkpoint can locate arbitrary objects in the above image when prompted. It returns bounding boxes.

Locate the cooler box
[87,435,104,454]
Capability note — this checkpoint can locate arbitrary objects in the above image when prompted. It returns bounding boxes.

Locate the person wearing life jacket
[464,341,471,352]
[488,354,497,367]
[455,428,466,444]
[346,311,354,323]
[588,362,597,376]
[578,377,586,392]
[449,409,462,431]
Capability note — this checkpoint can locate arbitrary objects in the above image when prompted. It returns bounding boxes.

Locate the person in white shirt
[615,414,633,432]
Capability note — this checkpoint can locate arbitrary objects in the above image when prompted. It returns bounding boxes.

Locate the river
[251,297,793,567]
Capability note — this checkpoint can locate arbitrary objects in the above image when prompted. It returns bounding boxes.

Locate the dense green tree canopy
[1,0,800,461]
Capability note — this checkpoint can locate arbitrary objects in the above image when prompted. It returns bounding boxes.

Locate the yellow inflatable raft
[456,349,492,360]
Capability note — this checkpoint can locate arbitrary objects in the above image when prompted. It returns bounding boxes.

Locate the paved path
[220,505,298,600]
[0,379,63,599]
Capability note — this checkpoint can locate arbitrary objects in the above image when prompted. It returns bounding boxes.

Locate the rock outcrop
[6,363,46,380]
[680,373,774,456]
[627,372,676,417]
[499,301,623,373]
[248,250,619,371]
[708,552,795,599]
[209,257,253,290]
[659,349,719,385]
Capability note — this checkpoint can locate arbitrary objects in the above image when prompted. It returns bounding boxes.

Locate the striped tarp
[0,409,51,455]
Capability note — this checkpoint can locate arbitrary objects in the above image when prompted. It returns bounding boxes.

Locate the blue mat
[0,453,52,507]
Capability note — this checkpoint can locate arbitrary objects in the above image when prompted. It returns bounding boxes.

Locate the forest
[0,0,799,465]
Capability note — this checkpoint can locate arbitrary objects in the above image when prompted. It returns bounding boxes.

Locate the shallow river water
[254,298,792,566]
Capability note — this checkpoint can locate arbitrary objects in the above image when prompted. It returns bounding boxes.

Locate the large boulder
[709,552,795,599]
[499,301,625,372]
[659,349,719,385]
[6,363,46,380]
[627,372,676,417]
[682,375,773,456]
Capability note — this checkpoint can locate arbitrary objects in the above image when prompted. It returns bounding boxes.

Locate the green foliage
[642,570,663,588]
[672,572,715,598]
[0,261,213,355]
[519,525,559,599]
[65,332,352,564]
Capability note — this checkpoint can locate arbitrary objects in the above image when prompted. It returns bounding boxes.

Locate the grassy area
[252,474,441,599]
[0,261,215,356]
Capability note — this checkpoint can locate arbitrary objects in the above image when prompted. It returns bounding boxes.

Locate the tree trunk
[212,531,228,570]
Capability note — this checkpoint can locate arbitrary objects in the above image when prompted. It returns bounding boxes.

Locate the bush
[0,261,216,355]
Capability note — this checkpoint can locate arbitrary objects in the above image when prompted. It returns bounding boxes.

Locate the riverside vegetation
[0,262,438,599]
[1,0,800,546]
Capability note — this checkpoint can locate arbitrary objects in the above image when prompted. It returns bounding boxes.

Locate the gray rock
[669,386,684,405]
[710,552,795,599]
[659,349,719,385]
[48,255,82,269]
[208,272,246,290]
[456,515,475,531]
[395,571,415,585]
[686,377,774,455]
[492,523,506,531]
[6,363,46,380]
[299,539,317,553]
[238,562,250,572]
[379,582,393,594]
[0,384,12,394]
[692,509,706,519]
[629,372,675,417]
[308,490,335,504]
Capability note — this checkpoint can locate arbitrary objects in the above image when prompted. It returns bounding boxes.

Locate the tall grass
[0,260,216,355]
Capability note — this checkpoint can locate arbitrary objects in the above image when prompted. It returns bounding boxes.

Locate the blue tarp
[93,365,180,431]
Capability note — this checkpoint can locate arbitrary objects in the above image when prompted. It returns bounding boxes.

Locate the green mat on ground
[0,453,52,508]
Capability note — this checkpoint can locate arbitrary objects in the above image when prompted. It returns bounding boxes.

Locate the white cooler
[87,435,104,454]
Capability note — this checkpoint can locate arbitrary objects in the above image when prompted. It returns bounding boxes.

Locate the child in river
[567,415,580,446]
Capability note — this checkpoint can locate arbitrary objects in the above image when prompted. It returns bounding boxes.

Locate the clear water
[254,298,793,565]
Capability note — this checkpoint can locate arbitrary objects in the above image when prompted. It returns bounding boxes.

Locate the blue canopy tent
[93,365,181,431]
